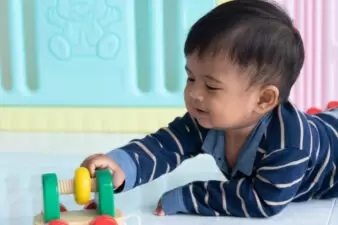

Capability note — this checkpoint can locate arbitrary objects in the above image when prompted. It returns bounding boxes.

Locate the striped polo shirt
[107,101,338,217]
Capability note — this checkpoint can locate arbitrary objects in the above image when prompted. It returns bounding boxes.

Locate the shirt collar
[233,111,272,176]
[202,111,272,177]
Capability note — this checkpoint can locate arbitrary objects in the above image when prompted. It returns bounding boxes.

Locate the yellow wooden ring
[74,167,91,205]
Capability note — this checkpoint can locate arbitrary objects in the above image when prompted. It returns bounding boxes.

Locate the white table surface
[0,131,336,225]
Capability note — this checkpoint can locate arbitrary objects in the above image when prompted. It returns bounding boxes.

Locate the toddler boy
[81,0,338,218]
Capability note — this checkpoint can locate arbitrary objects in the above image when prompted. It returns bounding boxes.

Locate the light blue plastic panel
[0,0,216,106]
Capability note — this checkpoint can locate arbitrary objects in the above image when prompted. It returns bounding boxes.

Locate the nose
[189,90,204,102]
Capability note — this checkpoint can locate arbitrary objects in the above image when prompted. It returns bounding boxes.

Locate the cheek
[208,96,225,116]
[210,95,242,116]
[184,87,191,105]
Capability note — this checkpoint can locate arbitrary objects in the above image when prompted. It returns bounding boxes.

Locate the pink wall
[276,0,337,110]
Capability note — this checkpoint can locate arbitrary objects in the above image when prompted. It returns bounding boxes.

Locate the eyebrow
[185,65,222,83]
[204,75,222,83]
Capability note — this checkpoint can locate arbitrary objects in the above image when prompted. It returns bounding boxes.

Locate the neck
[224,114,263,151]
[225,123,256,142]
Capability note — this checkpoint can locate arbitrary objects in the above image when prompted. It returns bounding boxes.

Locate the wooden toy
[34,167,123,225]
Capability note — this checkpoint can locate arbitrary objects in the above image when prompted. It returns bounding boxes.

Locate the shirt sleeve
[106,112,207,192]
[161,147,310,217]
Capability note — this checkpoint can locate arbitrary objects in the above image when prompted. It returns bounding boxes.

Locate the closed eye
[206,85,221,90]
[187,77,195,82]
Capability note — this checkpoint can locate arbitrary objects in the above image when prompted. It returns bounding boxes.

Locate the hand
[154,199,166,216]
[81,153,126,190]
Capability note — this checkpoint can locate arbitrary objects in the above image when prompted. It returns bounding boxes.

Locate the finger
[154,205,160,215]
[82,155,109,177]
[154,205,165,216]
[154,200,162,215]
[80,154,101,168]
[154,207,159,215]
[111,168,125,189]
[88,162,98,177]
[87,158,108,177]
[158,209,165,216]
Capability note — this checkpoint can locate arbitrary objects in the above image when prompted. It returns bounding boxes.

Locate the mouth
[193,107,209,117]
[196,108,207,113]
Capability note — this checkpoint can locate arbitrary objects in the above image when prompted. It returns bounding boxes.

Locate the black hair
[184,0,304,102]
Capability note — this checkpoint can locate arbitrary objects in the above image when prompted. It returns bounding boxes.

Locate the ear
[255,85,279,113]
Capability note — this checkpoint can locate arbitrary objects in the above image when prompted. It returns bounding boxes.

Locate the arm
[107,112,207,192]
[161,147,310,217]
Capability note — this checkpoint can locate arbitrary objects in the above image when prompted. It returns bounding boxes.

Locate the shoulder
[262,102,313,153]
[168,112,210,141]
[311,107,338,132]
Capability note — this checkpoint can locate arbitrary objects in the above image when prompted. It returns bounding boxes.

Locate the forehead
[185,52,243,80]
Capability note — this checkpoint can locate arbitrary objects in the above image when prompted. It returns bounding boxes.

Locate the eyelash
[187,77,219,91]
[206,85,219,91]
[187,77,195,82]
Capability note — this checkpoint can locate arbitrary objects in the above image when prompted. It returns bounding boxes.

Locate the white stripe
[162,127,184,155]
[308,120,313,157]
[278,105,285,149]
[165,163,170,174]
[236,178,249,217]
[204,182,209,206]
[189,184,199,213]
[149,134,163,148]
[252,188,268,217]
[202,182,219,216]
[309,121,320,163]
[302,120,314,173]
[175,152,181,167]
[315,140,320,162]
[134,153,140,165]
[131,141,157,181]
[185,125,190,132]
[264,196,294,206]
[220,181,231,215]
[258,156,309,172]
[295,146,331,199]
[312,115,338,137]
[258,148,266,154]
[256,174,305,188]
[330,163,336,188]
[262,148,284,160]
[295,109,305,149]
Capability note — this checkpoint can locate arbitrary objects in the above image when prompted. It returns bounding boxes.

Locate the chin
[195,118,214,129]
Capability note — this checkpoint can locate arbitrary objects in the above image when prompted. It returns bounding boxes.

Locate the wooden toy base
[34,209,123,225]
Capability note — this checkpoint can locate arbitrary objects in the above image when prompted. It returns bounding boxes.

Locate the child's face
[184,53,263,130]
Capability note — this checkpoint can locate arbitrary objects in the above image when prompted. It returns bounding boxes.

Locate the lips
[190,107,208,118]
[196,108,207,113]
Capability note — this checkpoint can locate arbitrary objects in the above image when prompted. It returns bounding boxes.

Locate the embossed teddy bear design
[47,0,120,60]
